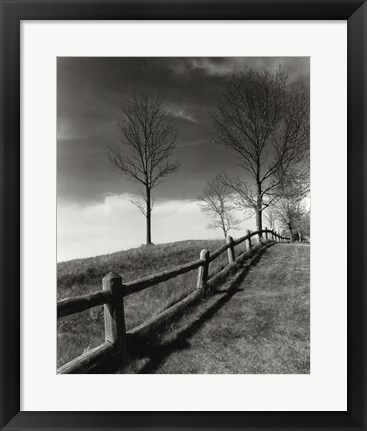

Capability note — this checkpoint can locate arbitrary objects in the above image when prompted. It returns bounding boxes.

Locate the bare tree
[212,67,309,232]
[275,176,310,241]
[277,200,310,242]
[277,199,304,241]
[199,177,241,239]
[107,93,179,245]
[265,208,277,230]
[298,209,310,242]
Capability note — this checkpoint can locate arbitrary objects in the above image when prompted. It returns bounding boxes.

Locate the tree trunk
[256,182,262,238]
[146,187,152,245]
[256,210,262,231]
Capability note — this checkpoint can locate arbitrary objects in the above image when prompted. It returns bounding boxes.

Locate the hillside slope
[124,243,310,374]
[58,239,227,367]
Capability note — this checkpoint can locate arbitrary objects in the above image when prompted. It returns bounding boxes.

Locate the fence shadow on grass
[122,242,276,374]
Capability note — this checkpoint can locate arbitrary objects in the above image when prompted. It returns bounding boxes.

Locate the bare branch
[199,176,241,239]
[107,92,180,245]
[211,66,309,229]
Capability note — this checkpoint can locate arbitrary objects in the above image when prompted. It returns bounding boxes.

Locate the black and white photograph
[57,57,310,374]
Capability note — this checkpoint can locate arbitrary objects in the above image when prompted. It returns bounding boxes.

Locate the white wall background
[21,21,347,411]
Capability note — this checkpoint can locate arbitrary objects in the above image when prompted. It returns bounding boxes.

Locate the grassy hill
[125,243,310,374]
[57,239,227,367]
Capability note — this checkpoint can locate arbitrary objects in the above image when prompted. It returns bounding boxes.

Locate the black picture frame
[1,1,366,430]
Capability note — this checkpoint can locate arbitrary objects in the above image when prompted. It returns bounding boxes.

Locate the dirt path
[125,243,310,374]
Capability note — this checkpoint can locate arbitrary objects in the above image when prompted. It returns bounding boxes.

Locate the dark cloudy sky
[57,57,309,261]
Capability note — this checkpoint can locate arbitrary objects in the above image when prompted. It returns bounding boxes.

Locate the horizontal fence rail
[208,242,230,262]
[123,257,205,297]
[57,342,114,374]
[57,290,111,319]
[127,288,204,339]
[57,228,289,373]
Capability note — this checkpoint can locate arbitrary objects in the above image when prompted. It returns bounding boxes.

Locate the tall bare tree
[212,67,309,232]
[107,93,179,245]
[199,177,240,239]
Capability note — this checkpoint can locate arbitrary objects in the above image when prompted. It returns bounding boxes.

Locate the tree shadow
[122,242,275,374]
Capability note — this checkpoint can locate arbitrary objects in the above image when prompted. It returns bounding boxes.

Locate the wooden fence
[57,228,289,374]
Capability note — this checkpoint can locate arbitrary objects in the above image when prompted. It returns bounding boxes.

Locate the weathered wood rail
[57,228,289,374]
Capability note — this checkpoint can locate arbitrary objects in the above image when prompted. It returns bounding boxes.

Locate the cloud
[57,193,255,262]
[189,58,241,76]
[169,58,257,77]
[57,117,82,141]
[165,104,198,123]
[169,57,309,83]
[176,139,206,149]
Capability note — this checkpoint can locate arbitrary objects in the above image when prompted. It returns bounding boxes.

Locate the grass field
[57,239,227,367]
[124,243,310,374]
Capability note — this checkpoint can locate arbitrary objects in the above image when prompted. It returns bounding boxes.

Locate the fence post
[265,227,269,241]
[102,272,126,365]
[197,249,210,291]
[226,235,235,264]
